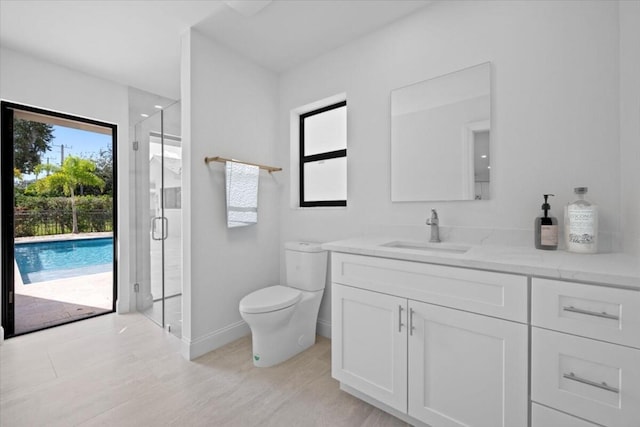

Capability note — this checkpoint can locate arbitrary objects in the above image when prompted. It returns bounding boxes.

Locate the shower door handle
[151,216,168,241]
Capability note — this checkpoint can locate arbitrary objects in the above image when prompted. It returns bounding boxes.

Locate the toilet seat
[239,285,302,314]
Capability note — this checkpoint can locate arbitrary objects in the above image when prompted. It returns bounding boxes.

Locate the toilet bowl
[239,242,327,367]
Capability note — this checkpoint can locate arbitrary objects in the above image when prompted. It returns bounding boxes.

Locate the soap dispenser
[534,194,558,250]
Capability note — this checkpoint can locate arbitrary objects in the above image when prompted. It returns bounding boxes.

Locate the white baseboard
[317,318,331,339]
[116,297,130,314]
[181,320,250,360]
[179,318,329,360]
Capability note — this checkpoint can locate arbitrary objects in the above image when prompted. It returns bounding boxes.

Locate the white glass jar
[564,187,598,253]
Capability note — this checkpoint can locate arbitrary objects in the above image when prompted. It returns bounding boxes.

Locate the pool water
[15,237,113,284]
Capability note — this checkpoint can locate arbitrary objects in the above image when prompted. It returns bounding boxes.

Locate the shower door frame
[133,102,182,336]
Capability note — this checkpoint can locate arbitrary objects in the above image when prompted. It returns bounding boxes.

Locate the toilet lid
[239,285,302,314]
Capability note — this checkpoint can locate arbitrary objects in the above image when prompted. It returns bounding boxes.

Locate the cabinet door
[332,284,407,412]
[408,301,528,427]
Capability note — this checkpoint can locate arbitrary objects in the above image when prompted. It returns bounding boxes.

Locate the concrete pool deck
[14,231,113,244]
[13,232,114,335]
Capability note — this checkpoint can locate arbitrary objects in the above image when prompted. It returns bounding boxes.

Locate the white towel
[225,161,259,228]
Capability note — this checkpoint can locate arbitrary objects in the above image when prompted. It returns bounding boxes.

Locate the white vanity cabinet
[407,300,527,427]
[531,278,640,427]
[331,253,529,427]
[331,284,408,412]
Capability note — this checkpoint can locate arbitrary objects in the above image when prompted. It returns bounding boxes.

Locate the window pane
[163,187,181,209]
[304,106,346,156]
[303,157,347,202]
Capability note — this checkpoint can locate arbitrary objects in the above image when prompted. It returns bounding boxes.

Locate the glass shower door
[134,101,182,338]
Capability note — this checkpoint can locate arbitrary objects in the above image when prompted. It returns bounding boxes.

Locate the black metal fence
[14,210,113,237]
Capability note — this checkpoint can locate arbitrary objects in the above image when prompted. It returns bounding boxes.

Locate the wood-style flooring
[0,313,408,426]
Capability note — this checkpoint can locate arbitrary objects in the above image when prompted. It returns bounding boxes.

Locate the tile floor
[140,294,182,338]
[0,313,408,427]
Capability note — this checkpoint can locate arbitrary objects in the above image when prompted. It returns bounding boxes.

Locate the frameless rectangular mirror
[391,62,491,201]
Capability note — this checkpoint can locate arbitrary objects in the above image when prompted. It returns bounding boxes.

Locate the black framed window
[299,101,347,207]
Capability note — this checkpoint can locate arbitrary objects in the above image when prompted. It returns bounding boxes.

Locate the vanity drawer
[532,278,640,348]
[531,404,599,427]
[331,253,528,322]
[531,328,640,427]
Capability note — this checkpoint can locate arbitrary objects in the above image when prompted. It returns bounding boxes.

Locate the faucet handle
[427,208,439,224]
[427,208,441,242]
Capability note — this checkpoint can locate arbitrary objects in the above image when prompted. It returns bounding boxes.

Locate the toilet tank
[285,242,328,291]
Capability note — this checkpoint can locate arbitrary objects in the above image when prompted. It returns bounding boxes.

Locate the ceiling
[194,0,432,73]
[0,0,432,101]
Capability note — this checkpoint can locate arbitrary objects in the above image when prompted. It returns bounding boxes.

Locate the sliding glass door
[1,101,117,337]
[133,102,182,338]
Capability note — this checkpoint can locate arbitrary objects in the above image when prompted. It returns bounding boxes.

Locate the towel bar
[204,156,282,173]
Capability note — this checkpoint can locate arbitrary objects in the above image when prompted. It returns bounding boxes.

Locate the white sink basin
[381,240,470,254]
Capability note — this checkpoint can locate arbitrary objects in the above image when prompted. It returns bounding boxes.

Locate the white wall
[277,1,625,329]
[181,29,280,359]
[619,1,640,257]
[0,46,131,342]
[2,0,633,354]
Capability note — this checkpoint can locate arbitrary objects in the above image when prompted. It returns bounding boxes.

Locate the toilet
[239,241,328,367]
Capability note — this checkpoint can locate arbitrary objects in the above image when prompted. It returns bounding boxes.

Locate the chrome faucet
[426,209,441,243]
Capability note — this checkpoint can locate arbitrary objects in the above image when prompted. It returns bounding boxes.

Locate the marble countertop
[323,236,640,290]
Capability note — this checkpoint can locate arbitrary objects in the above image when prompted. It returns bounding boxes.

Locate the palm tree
[34,156,105,234]
[33,163,57,180]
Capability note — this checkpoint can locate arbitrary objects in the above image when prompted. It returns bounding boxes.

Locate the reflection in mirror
[391,62,491,201]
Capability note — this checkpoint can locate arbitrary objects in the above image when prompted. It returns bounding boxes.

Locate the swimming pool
[15,237,113,284]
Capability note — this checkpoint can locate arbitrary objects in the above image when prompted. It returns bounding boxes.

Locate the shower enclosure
[133,101,182,338]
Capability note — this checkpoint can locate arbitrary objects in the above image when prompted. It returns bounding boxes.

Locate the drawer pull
[563,372,620,394]
[562,305,619,321]
[398,305,404,333]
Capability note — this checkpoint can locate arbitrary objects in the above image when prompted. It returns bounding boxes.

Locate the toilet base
[250,328,316,367]
[242,290,324,367]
